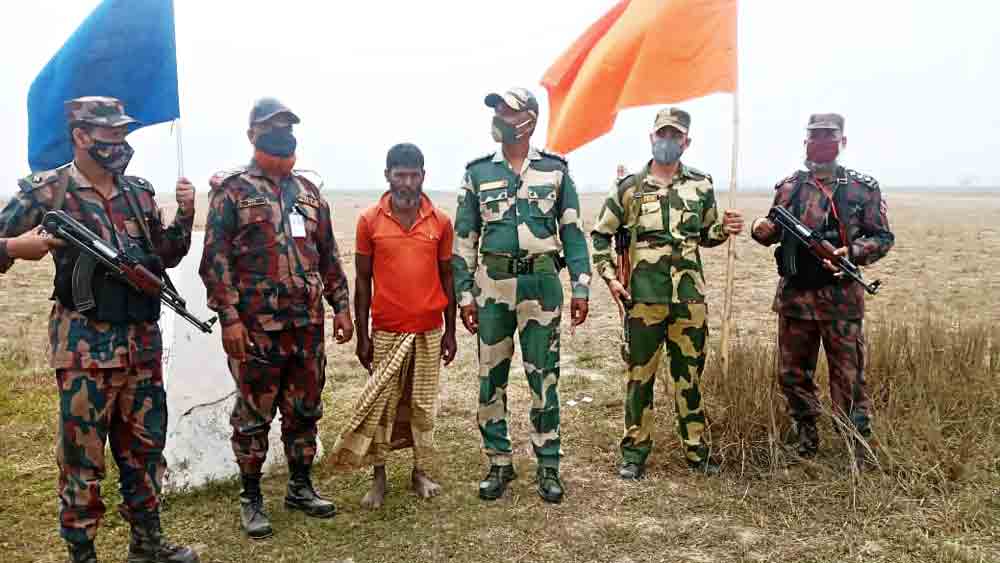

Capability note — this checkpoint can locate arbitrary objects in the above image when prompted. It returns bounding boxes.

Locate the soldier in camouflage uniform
[751,113,893,466]
[591,108,744,480]
[0,97,199,563]
[453,88,591,504]
[199,97,353,539]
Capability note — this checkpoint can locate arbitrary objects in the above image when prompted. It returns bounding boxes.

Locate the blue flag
[27,0,179,171]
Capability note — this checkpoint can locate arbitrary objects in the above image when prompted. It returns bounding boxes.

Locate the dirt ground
[0,187,997,563]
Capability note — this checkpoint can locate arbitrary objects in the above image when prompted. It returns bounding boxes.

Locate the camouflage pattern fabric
[475,266,564,467]
[590,161,725,465]
[452,147,591,307]
[199,161,350,331]
[753,167,894,320]
[752,166,892,436]
[590,162,728,304]
[64,96,139,128]
[228,325,326,474]
[452,146,588,468]
[622,303,709,465]
[0,239,8,263]
[55,362,167,544]
[0,163,193,368]
[778,316,871,434]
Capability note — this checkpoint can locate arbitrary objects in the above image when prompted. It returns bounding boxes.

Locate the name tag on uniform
[642,194,659,204]
[289,209,306,238]
[238,196,268,209]
[480,179,508,191]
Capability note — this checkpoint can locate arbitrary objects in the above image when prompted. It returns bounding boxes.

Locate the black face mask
[88,140,134,174]
[255,127,297,158]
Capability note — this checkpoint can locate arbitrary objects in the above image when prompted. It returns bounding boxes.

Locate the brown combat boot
[126,512,200,563]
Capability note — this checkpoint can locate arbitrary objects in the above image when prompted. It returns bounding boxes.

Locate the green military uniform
[453,146,591,469]
[591,152,728,467]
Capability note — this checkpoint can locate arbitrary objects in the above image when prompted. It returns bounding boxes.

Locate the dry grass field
[1,188,997,562]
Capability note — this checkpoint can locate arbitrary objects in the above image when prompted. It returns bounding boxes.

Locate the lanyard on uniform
[812,176,847,247]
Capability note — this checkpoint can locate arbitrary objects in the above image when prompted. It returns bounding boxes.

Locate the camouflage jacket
[199,161,350,332]
[591,162,728,304]
[452,147,591,306]
[753,167,894,320]
[0,163,193,369]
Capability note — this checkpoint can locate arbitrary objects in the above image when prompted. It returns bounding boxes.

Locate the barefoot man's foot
[411,468,442,499]
[361,466,387,510]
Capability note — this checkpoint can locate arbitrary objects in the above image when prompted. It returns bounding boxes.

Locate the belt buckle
[512,258,530,275]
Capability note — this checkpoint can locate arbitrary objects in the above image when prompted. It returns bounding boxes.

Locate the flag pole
[174,119,185,178]
[720,89,739,378]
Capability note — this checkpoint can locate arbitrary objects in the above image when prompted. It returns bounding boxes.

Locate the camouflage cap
[249,97,301,127]
[653,107,690,134]
[484,88,539,119]
[64,96,140,127]
[806,113,845,131]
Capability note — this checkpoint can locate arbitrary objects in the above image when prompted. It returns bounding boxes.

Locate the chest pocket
[236,199,279,274]
[634,192,666,236]
[675,197,703,239]
[526,184,558,217]
[479,186,512,223]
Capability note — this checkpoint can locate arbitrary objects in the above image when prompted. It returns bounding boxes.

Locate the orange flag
[542,0,737,154]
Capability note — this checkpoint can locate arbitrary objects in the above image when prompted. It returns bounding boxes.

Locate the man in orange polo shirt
[328,143,457,509]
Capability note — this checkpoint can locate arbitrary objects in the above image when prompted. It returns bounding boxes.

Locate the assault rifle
[41,210,218,333]
[767,206,881,295]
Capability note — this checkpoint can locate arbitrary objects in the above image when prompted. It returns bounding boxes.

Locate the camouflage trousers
[55,362,167,545]
[228,324,326,474]
[778,316,871,434]
[621,303,709,465]
[475,267,563,468]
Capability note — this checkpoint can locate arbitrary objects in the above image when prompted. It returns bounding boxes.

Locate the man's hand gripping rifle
[42,210,218,333]
[767,206,881,295]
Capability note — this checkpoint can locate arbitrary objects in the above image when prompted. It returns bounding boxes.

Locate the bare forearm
[440,263,457,334]
[354,276,372,339]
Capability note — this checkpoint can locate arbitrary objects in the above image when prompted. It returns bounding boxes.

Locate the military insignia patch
[642,194,659,204]
[480,179,508,191]
[296,194,320,208]
[238,197,268,209]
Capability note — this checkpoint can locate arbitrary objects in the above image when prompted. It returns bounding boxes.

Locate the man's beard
[390,189,421,209]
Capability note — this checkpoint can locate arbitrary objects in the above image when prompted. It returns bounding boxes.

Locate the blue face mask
[652,137,684,165]
[255,126,297,158]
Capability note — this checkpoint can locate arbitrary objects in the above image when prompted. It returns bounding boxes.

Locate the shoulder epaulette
[615,173,642,200]
[209,167,247,190]
[682,165,712,183]
[539,149,568,166]
[465,153,495,169]
[846,169,879,190]
[774,171,803,190]
[123,175,155,194]
[293,169,324,192]
[18,166,66,193]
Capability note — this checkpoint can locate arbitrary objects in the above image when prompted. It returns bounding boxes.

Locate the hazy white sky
[1,0,997,196]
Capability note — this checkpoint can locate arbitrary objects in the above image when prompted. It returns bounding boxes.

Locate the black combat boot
[536,466,565,504]
[240,473,273,539]
[796,419,820,458]
[618,461,646,481]
[478,464,517,500]
[66,541,98,563]
[126,512,200,563]
[285,463,337,518]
